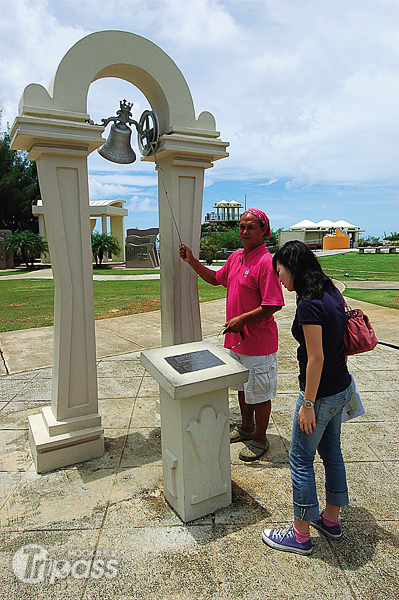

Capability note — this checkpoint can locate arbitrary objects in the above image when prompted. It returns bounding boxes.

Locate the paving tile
[216,523,356,600]
[369,370,399,392]
[345,462,399,520]
[33,367,53,379]
[0,471,22,506]
[0,371,40,381]
[0,327,53,373]
[348,421,399,462]
[87,525,219,599]
[96,316,161,352]
[105,466,185,528]
[277,370,300,393]
[96,359,145,378]
[129,397,161,428]
[101,351,142,361]
[119,427,162,469]
[216,463,292,526]
[0,429,32,472]
[339,424,379,462]
[353,374,387,393]
[0,379,30,401]
[12,379,52,402]
[88,429,128,470]
[136,375,161,397]
[95,325,143,358]
[349,346,399,371]
[0,400,49,429]
[0,529,99,598]
[97,377,141,399]
[0,467,113,531]
[332,519,399,600]
[350,390,398,422]
[98,397,135,429]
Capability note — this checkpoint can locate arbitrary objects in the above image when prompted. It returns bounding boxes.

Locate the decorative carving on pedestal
[186,406,228,505]
[163,448,178,498]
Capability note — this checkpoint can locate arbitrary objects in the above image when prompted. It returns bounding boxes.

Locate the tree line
[0,130,40,232]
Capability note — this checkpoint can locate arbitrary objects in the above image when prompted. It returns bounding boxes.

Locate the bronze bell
[98,122,136,164]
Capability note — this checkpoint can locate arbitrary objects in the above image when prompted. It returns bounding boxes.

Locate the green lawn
[318,254,399,308]
[318,253,399,281]
[0,266,161,277]
[0,279,226,333]
[92,267,160,276]
[1,253,398,333]
[342,289,399,311]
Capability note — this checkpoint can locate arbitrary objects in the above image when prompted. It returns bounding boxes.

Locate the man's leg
[253,400,271,446]
[238,390,255,433]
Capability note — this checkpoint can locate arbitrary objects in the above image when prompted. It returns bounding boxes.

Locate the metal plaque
[165,349,225,375]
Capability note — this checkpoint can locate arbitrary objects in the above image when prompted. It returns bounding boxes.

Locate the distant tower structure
[205,200,243,223]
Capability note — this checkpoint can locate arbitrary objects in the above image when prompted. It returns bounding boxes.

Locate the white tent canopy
[290,219,318,229]
[290,219,359,231]
[317,219,336,228]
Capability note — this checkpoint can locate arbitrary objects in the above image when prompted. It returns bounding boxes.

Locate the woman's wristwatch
[302,398,315,408]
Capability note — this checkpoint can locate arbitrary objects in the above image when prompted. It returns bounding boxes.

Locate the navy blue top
[292,282,351,399]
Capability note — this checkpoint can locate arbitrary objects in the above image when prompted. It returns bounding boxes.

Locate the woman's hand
[298,404,316,434]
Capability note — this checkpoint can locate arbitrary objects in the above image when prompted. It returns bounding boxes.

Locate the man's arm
[224,305,282,333]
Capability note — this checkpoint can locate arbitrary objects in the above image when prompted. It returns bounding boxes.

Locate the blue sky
[1,0,398,239]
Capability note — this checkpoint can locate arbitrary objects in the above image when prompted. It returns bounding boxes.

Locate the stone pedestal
[141,341,248,522]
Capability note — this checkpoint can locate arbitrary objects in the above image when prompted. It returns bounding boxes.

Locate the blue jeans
[289,381,353,522]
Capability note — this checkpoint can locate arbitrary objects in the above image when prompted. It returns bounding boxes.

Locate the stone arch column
[10,30,228,472]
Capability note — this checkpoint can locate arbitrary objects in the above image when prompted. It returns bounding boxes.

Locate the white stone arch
[18,30,216,134]
[11,30,228,473]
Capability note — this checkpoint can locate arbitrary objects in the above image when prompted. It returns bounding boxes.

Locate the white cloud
[261,179,279,186]
[88,178,128,200]
[127,195,158,213]
[91,174,157,188]
[0,0,88,128]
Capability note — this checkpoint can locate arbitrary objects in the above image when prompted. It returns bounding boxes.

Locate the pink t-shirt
[215,244,284,356]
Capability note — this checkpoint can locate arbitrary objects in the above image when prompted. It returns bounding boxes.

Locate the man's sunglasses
[217,328,245,350]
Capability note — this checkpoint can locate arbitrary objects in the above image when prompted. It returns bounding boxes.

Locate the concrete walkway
[0,290,398,598]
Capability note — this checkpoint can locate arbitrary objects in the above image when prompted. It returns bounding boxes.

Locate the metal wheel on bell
[138,110,159,156]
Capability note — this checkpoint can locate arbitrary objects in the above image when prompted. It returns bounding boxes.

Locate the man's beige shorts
[229,351,278,405]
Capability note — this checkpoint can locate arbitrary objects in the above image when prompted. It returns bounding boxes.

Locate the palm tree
[4,230,48,269]
[91,232,122,266]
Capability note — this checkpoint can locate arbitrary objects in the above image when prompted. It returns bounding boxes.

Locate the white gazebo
[209,200,243,222]
[33,198,128,263]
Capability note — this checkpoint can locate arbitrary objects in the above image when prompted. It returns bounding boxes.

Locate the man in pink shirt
[179,208,284,461]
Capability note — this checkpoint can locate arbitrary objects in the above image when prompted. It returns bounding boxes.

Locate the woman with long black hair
[262,240,352,555]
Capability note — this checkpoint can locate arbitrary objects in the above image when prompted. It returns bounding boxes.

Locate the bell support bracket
[137,110,159,156]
